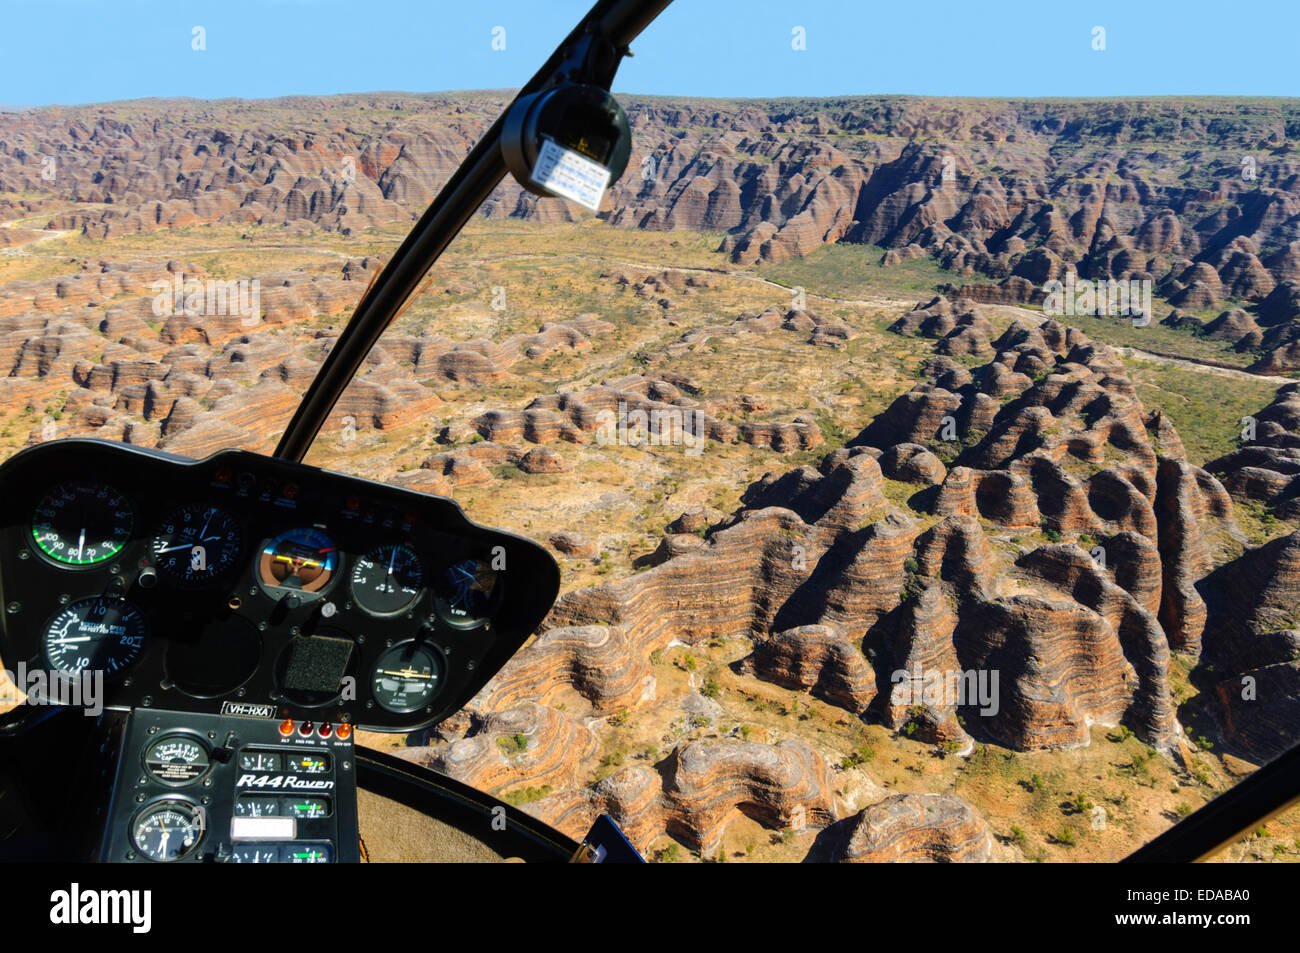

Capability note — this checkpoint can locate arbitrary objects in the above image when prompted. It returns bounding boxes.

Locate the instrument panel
[0,439,561,733]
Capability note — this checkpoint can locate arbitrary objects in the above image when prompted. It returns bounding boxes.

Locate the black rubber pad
[284,635,354,693]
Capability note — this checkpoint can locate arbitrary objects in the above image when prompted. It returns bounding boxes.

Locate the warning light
[279,719,295,737]
[345,497,360,512]
[284,484,299,500]
[214,467,232,484]
[336,723,352,741]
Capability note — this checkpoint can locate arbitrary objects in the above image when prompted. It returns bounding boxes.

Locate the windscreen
[1,1,1299,866]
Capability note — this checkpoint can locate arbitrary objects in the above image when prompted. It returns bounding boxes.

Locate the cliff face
[7,94,1300,367]
[7,92,1300,857]
[814,793,994,863]
[396,293,1300,854]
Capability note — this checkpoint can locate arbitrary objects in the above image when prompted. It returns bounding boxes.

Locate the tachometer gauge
[30,481,133,567]
[351,544,424,616]
[433,558,502,629]
[152,505,242,585]
[143,735,211,786]
[42,597,147,678]
[258,528,339,599]
[371,641,444,714]
[131,800,204,862]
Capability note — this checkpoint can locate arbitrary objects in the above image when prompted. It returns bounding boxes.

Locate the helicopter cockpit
[2,0,1299,875]
[0,0,670,865]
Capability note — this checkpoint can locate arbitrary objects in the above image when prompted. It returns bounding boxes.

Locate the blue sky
[2,0,1297,106]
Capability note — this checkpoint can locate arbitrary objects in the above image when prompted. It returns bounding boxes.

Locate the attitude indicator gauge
[131,800,204,863]
[152,505,242,585]
[351,544,424,616]
[258,528,339,599]
[371,641,444,714]
[30,481,133,567]
[41,597,147,678]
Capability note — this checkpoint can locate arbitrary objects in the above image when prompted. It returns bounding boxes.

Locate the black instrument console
[100,707,359,864]
[0,439,561,862]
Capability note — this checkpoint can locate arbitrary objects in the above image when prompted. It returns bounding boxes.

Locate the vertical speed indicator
[350,544,424,616]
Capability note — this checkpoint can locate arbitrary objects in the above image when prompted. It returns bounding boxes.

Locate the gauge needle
[49,636,92,644]
[76,528,85,562]
[387,547,397,578]
[159,831,170,855]
[381,669,432,679]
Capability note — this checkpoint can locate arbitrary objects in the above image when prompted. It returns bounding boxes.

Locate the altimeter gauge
[152,505,242,585]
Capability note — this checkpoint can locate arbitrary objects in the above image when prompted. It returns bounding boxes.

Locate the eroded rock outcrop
[818,793,993,863]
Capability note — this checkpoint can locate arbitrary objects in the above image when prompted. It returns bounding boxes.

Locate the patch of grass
[496,733,529,756]
[759,244,951,300]
[502,784,552,805]
[1127,359,1281,466]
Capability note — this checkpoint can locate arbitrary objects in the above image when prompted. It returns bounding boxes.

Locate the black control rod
[274,0,672,462]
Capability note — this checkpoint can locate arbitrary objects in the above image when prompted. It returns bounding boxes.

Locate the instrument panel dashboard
[0,439,560,733]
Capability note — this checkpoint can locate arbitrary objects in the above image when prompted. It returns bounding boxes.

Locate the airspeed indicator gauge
[30,481,133,567]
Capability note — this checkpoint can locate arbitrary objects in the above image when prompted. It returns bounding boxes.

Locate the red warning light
[346,497,360,512]
[283,484,299,500]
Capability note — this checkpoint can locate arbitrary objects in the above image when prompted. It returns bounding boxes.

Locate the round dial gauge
[258,528,339,598]
[42,597,147,678]
[31,482,133,567]
[131,800,204,862]
[434,558,502,629]
[371,641,444,714]
[351,544,424,616]
[143,735,210,786]
[152,505,242,585]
